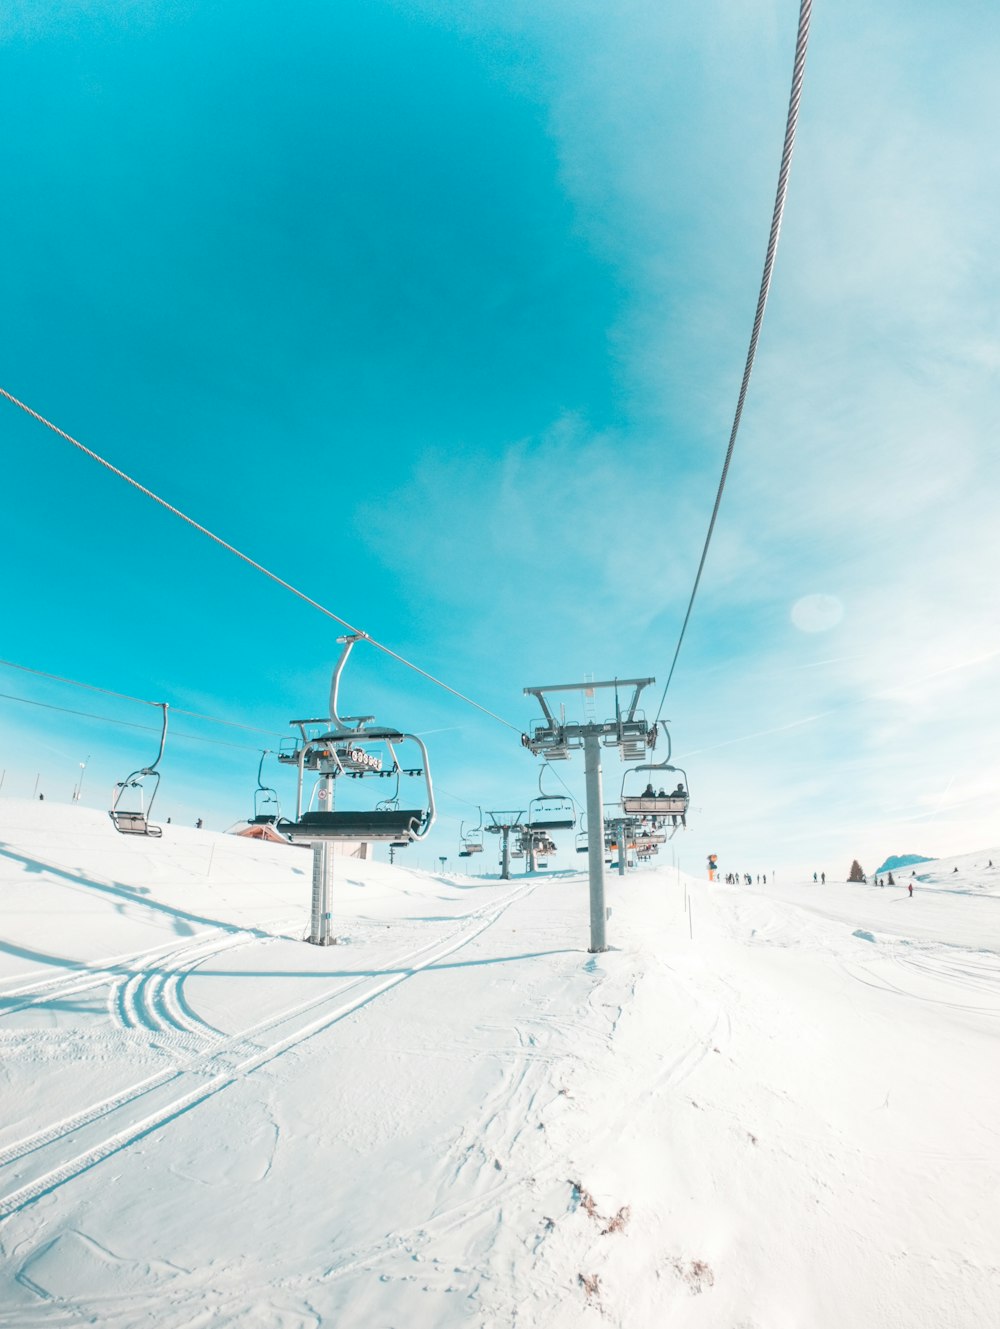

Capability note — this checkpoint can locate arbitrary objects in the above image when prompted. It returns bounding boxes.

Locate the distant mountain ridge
[875,853,935,874]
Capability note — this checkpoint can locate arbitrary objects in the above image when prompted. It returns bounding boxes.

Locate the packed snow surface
[1,802,998,1327]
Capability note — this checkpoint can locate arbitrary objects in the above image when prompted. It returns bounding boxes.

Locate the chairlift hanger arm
[400,732,435,840]
[328,634,363,729]
[141,702,169,774]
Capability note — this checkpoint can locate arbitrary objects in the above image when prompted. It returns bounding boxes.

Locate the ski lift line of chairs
[109,702,169,837]
[511,828,557,863]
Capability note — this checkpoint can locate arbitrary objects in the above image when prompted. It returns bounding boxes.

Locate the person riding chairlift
[669,782,687,828]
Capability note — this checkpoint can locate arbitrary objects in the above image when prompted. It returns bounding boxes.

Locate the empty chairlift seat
[277,808,426,843]
[109,809,163,837]
[526,795,576,832]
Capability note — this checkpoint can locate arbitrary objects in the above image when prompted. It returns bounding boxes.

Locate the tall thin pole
[584,734,607,953]
[308,773,336,946]
[309,840,335,945]
[617,819,628,877]
[501,827,511,881]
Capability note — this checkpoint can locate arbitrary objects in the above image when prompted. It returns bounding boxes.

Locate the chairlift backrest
[526,795,576,831]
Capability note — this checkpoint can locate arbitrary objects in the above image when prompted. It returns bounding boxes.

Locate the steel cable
[655,0,812,722]
[0,657,285,736]
[0,692,264,751]
[0,386,522,734]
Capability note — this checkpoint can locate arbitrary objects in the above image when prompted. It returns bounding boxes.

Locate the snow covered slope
[1,801,998,1327]
[875,853,936,875]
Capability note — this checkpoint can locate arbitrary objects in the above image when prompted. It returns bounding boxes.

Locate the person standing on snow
[908,881,913,897]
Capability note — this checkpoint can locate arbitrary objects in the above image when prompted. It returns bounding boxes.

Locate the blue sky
[2,0,998,879]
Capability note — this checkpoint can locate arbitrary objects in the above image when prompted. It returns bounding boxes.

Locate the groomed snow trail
[1,802,998,1327]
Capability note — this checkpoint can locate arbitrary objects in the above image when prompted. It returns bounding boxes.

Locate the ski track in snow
[108,928,274,1038]
[0,881,540,1222]
[40,968,728,1329]
[2,807,998,1329]
[0,930,229,1019]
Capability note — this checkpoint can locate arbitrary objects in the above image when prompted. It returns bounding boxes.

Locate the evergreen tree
[848,859,865,882]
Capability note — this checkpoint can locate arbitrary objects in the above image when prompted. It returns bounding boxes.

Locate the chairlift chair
[279,751,433,843]
[459,809,485,857]
[109,703,169,838]
[526,765,576,832]
[250,749,281,825]
[620,724,689,830]
[638,827,668,845]
[275,636,436,846]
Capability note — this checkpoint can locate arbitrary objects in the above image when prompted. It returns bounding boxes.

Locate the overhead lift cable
[654,0,812,723]
[0,658,285,737]
[0,692,266,752]
[0,387,521,735]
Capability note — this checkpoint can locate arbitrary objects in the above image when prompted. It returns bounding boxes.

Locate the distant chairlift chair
[109,702,169,838]
[250,749,281,825]
[458,809,485,859]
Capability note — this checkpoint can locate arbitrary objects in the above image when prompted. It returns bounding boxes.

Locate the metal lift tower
[522,678,655,952]
[484,811,525,881]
